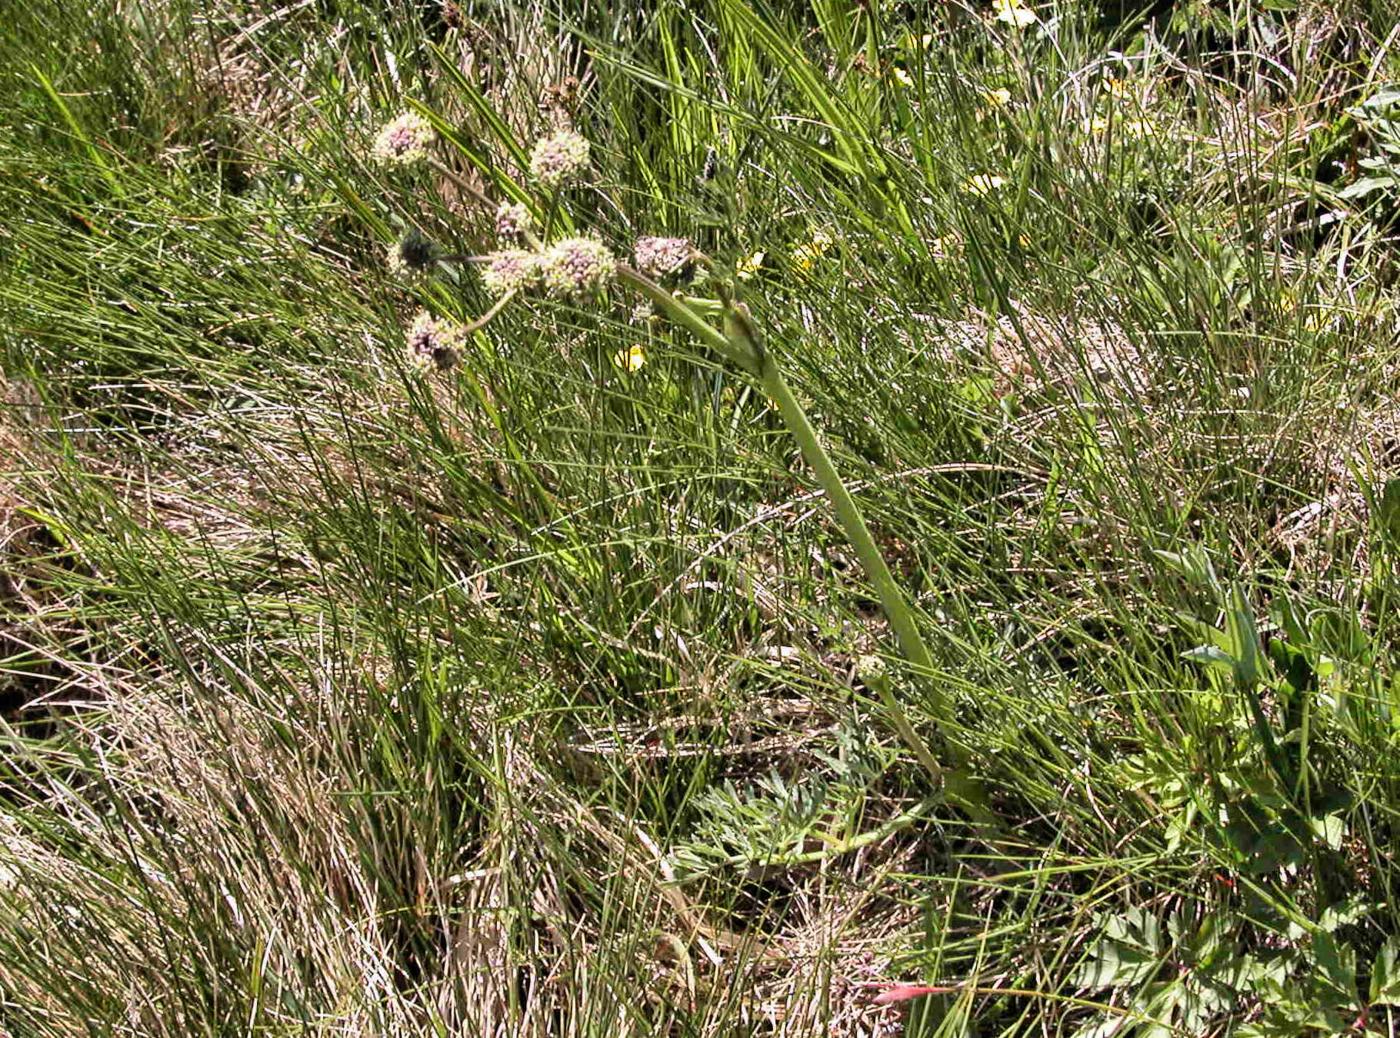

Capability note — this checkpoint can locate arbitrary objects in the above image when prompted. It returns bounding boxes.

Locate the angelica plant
[369,111,991,819]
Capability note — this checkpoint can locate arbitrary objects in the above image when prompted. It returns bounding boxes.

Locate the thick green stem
[617,268,758,374]
[762,361,993,819]
[622,270,990,815]
[759,367,937,685]
[760,366,952,759]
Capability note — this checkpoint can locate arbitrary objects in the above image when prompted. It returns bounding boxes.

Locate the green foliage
[3,0,1400,1034]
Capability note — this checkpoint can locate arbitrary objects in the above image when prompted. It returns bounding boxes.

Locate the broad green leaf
[1378,478,1400,542]
[1312,932,1356,999]
[1371,938,1400,1005]
[1184,644,1236,672]
[1307,813,1346,851]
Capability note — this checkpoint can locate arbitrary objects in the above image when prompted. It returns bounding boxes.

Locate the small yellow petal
[985,87,1013,107]
[737,250,765,280]
[992,0,1037,27]
[892,67,914,88]
[792,230,834,272]
[614,344,646,372]
[964,173,1007,197]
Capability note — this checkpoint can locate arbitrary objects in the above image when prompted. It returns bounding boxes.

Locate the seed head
[405,311,464,371]
[529,130,590,189]
[386,229,437,277]
[481,249,543,297]
[633,236,696,280]
[373,113,435,167]
[494,202,535,241]
[542,237,616,297]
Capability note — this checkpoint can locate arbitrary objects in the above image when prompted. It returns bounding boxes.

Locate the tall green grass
[3,0,1400,1034]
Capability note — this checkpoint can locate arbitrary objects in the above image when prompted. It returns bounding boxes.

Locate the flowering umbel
[542,237,616,297]
[494,202,535,240]
[633,236,696,280]
[481,249,543,297]
[373,113,435,166]
[405,311,464,371]
[528,130,590,189]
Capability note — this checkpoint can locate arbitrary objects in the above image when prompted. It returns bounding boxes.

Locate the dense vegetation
[5,0,1400,1033]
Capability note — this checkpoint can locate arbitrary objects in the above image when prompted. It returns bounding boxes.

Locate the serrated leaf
[1076,912,1163,989]
[1075,941,1160,988]
[1068,1017,1124,1038]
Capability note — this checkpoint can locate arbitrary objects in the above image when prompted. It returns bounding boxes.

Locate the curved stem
[761,360,991,818]
[462,289,518,333]
[614,271,990,817]
[617,267,758,374]
[429,161,544,250]
[431,159,497,214]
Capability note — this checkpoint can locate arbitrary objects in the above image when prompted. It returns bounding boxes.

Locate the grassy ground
[4,0,1400,1034]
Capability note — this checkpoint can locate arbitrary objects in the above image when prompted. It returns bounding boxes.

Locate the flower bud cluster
[528,130,590,189]
[405,311,465,371]
[633,236,696,279]
[377,120,705,362]
[373,113,435,167]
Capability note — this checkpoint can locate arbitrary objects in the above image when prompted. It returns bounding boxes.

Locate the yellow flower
[992,0,1037,28]
[614,344,646,372]
[793,229,835,271]
[929,234,961,259]
[1106,77,1132,100]
[892,67,914,88]
[985,87,1013,107]
[736,250,765,280]
[1085,115,1110,135]
[964,173,1008,197]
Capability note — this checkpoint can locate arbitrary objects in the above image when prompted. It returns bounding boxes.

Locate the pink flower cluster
[633,236,695,279]
[373,113,435,167]
[405,311,465,371]
[528,130,590,189]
